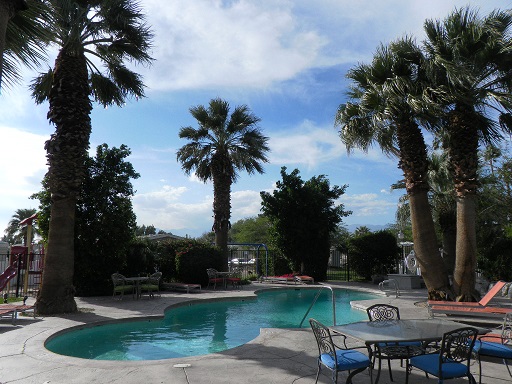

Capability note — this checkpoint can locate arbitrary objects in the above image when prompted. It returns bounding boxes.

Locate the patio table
[125,276,148,299]
[330,318,490,383]
[214,271,232,288]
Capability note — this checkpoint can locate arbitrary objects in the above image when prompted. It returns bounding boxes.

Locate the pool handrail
[299,285,336,328]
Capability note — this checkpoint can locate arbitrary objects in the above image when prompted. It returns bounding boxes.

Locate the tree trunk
[396,120,451,299]
[409,191,452,299]
[448,106,479,301]
[36,197,77,314]
[212,163,232,271]
[453,195,478,301]
[35,47,91,314]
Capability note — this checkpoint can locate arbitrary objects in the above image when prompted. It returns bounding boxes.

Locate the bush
[348,231,399,281]
[155,240,223,286]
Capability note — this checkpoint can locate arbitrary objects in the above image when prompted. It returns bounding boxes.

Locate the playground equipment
[0,213,44,299]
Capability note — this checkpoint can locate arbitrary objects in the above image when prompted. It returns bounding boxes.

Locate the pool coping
[2,281,510,383]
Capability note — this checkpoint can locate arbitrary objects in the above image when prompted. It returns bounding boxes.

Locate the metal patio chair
[309,318,371,384]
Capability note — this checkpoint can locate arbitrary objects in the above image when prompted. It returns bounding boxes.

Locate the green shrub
[348,231,399,281]
[155,240,223,286]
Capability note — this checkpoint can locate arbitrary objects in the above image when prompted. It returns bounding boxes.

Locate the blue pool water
[46,288,376,360]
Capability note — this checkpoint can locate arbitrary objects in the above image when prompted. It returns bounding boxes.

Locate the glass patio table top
[330,318,490,345]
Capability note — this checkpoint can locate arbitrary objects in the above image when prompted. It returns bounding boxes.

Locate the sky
[0,0,510,239]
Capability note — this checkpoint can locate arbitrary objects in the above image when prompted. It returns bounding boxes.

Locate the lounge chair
[429,281,512,318]
[260,274,296,284]
[295,275,314,284]
[428,280,507,308]
[0,303,35,324]
[166,282,201,293]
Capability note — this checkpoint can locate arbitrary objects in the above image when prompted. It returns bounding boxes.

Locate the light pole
[397,231,404,274]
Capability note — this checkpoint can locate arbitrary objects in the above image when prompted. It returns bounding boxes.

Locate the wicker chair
[206,268,224,289]
[111,273,134,299]
[140,272,162,298]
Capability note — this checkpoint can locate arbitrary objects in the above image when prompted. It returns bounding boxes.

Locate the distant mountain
[345,224,390,233]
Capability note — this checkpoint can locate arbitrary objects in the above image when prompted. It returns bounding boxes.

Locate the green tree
[0,0,50,90]
[476,145,512,281]
[423,7,512,300]
[349,230,399,281]
[260,167,350,281]
[29,0,153,314]
[135,224,156,236]
[3,208,37,244]
[33,144,140,296]
[336,37,450,299]
[177,98,269,269]
[230,215,270,244]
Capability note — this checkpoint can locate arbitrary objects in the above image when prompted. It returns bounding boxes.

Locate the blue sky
[0,0,509,239]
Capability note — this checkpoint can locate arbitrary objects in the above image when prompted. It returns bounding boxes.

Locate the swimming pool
[45,288,376,360]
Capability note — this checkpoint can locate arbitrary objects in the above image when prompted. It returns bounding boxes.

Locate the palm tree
[177,98,269,269]
[30,0,153,315]
[422,7,512,300]
[0,0,50,90]
[335,37,452,299]
[4,208,37,245]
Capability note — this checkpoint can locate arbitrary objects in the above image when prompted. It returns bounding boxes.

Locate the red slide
[0,263,17,292]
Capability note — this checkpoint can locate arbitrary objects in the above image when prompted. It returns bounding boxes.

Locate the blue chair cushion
[410,354,468,379]
[474,341,512,358]
[320,350,370,371]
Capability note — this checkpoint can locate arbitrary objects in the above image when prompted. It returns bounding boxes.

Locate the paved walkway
[0,281,510,384]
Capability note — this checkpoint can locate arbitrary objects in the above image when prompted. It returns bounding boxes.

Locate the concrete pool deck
[1,281,511,384]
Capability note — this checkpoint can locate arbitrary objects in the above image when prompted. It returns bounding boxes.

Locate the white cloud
[231,189,262,218]
[340,193,397,218]
[0,127,47,223]
[269,120,395,169]
[142,0,325,91]
[132,185,212,232]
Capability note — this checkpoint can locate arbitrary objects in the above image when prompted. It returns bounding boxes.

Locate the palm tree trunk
[36,197,77,314]
[453,195,478,300]
[409,191,452,298]
[212,167,232,271]
[448,105,479,301]
[36,47,91,314]
[396,121,451,299]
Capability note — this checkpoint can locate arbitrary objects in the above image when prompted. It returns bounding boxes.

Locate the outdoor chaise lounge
[0,304,35,324]
[166,282,201,293]
[260,273,315,284]
[428,280,507,308]
[428,281,512,318]
[294,275,314,284]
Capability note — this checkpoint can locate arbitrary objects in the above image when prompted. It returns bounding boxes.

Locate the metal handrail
[299,285,336,327]
[378,279,400,298]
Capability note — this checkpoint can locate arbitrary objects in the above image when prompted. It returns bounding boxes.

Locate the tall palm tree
[336,37,452,299]
[1,0,50,90]
[423,7,512,300]
[4,208,37,245]
[177,98,269,269]
[30,0,153,315]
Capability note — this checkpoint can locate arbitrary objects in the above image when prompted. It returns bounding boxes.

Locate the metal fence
[226,245,359,282]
